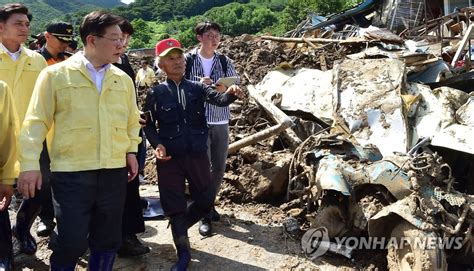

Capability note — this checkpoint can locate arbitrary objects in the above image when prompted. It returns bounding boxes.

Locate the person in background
[184,21,239,236]
[113,18,150,257]
[17,11,140,270]
[0,81,19,271]
[65,40,78,55]
[40,22,74,65]
[14,21,75,244]
[28,32,45,50]
[143,38,242,271]
[0,2,47,256]
[135,59,155,90]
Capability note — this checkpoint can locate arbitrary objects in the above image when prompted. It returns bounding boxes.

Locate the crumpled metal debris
[333,59,408,157]
[256,68,334,124]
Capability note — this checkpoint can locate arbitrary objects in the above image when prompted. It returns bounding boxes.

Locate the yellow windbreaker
[0,81,19,185]
[0,46,47,124]
[19,53,141,172]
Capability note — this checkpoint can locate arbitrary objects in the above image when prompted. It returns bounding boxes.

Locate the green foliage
[114,0,242,22]
[1,0,361,50]
[279,0,362,32]
[0,0,122,42]
[154,2,281,48]
[129,18,153,49]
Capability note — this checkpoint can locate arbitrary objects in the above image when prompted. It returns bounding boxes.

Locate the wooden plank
[228,123,289,154]
[247,85,302,150]
[451,24,474,67]
[261,35,370,45]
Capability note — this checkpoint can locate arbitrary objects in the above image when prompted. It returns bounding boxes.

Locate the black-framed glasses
[94,35,125,45]
[204,33,221,40]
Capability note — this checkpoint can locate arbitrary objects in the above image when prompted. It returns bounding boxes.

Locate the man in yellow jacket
[14,21,76,244]
[0,2,47,260]
[135,59,155,90]
[17,11,141,271]
[0,81,18,271]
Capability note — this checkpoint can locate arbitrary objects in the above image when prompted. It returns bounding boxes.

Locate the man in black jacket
[143,38,241,271]
[113,18,150,257]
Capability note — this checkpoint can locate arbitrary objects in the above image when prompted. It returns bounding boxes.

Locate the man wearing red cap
[143,38,242,271]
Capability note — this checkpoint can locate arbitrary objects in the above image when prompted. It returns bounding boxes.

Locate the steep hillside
[0,0,123,34]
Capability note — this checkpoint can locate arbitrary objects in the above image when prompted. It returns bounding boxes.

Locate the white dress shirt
[0,43,23,61]
[80,52,110,93]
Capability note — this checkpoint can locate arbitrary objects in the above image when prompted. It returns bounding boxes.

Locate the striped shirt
[184,48,239,124]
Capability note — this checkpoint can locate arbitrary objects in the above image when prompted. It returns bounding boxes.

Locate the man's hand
[155,144,171,162]
[17,170,42,199]
[139,117,146,128]
[200,77,213,86]
[0,183,13,211]
[214,83,227,93]
[126,153,138,182]
[225,85,243,98]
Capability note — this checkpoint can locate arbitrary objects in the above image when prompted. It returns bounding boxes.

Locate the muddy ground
[9,184,387,270]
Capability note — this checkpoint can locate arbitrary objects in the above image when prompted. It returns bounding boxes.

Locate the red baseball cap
[155,38,184,57]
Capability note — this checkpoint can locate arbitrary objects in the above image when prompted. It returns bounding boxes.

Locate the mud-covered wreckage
[128,2,474,269]
[226,2,474,270]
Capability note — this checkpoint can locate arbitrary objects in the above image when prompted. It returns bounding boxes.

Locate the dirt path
[10,184,384,271]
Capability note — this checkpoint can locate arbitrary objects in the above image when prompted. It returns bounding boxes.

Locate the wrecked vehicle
[288,132,473,270]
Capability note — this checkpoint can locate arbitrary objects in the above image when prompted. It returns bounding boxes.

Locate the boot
[170,236,191,271]
[0,210,13,271]
[170,215,191,271]
[49,261,76,271]
[13,199,41,255]
[117,234,150,257]
[88,250,116,271]
[0,257,13,271]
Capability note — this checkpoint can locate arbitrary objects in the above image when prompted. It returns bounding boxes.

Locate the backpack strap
[184,52,196,79]
[218,54,228,76]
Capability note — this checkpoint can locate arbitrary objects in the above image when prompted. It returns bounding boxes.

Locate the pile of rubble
[216,5,473,270]
[133,5,474,268]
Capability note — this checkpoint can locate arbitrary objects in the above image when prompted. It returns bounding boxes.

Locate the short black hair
[119,18,134,35]
[194,21,221,36]
[0,3,32,23]
[79,11,123,45]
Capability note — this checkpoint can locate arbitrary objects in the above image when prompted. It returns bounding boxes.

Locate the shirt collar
[39,46,66,62]
[0,43,23,60]
[79,52,110,73]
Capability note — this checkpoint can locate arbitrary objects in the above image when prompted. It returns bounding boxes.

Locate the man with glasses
[0,3,47,264]
[13,21,75,250]
[17,11,140,270]
[184,21,240,237]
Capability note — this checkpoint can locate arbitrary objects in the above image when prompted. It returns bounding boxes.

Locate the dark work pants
[206,124,229,219]
[38,143,54,222]
[137,132,146,172]
[0,209,12,260]
[157,152,215,234]
[121,139,146,236]
[49,168,127,266]
[121,176,145,236]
